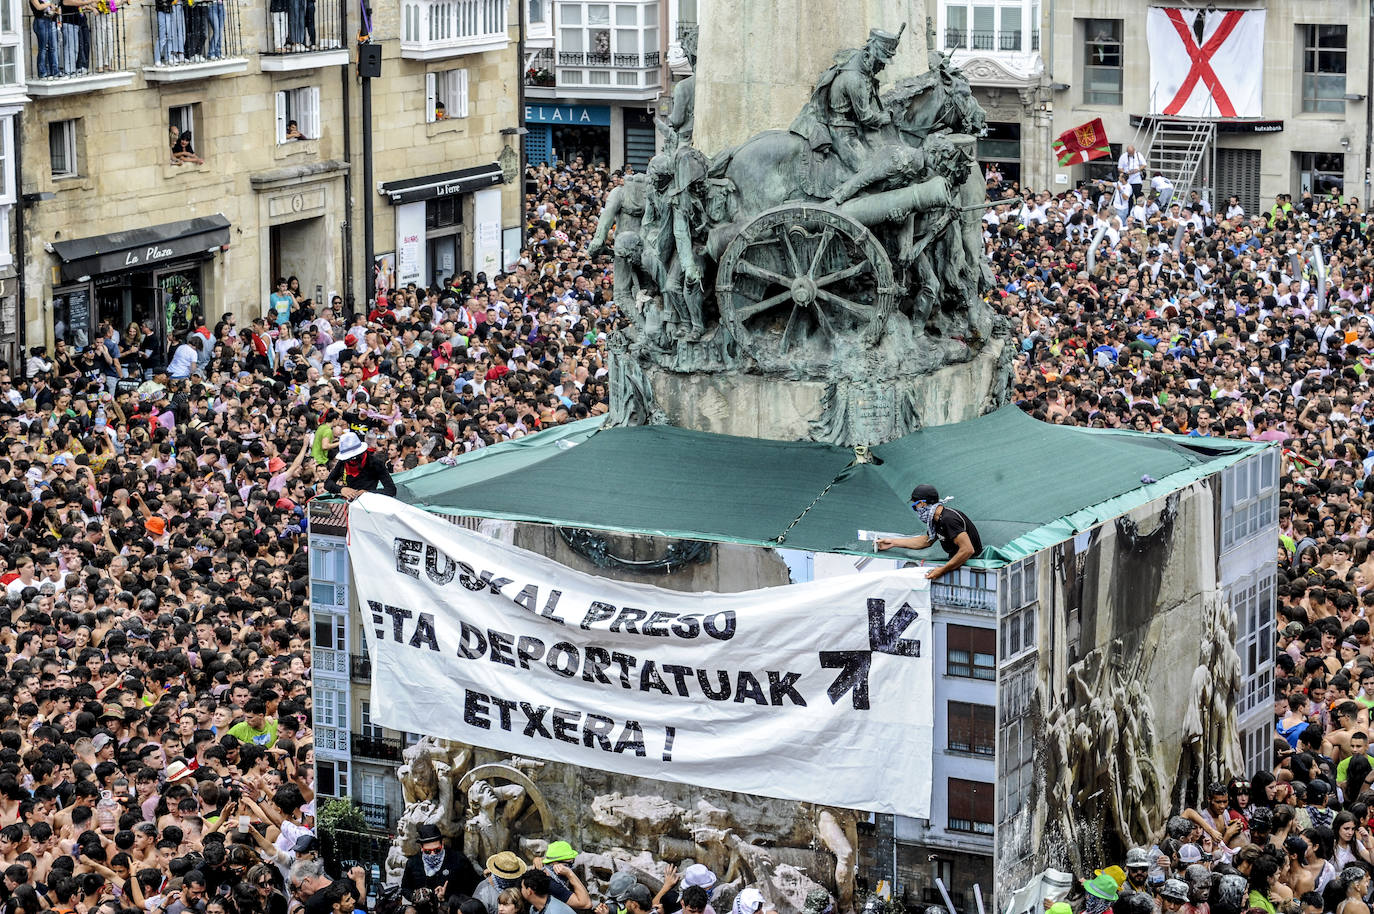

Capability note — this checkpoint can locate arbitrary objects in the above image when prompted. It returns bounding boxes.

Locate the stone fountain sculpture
[597,21,1011,445]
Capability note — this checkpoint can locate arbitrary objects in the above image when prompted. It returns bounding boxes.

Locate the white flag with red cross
[1147,7,1265,118]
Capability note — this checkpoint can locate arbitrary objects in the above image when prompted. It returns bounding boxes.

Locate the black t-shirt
[931,506,982,558]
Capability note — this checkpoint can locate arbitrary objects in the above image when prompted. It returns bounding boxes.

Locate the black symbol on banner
[820,599,922,710]
[371,607,385,640]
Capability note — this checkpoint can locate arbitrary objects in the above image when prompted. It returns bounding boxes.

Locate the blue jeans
[60,22,79,73]
[287,0,305,45]
[164,5,185,60]
[32,18,57,77]
[205,1,224,57]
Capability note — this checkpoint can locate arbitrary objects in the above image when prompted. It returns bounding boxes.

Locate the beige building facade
[937,0,1368,213]
[1040,0,1368,211]
[18,0,521,359]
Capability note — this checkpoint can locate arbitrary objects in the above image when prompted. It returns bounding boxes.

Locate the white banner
[1147,8,1264,118]
[346,496,934,818]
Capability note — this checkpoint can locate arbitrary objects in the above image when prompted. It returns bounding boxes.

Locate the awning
[51,214,231,282]
[379,163,503,205]
[392,407,1270,567]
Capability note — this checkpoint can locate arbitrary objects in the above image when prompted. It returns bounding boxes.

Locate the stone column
[692,0,928,157]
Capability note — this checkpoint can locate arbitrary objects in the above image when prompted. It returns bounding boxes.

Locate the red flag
[1052,118,1111,166]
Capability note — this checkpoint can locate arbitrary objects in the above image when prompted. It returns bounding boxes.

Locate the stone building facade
[19,0,521,357]
[934,0,1368,209]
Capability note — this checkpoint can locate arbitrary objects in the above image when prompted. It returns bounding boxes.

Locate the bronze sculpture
[602,22,1009,445]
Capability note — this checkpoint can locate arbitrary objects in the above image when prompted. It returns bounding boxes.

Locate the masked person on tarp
[325,430,398,500]
[876,484,982,580]
[401,824,481,903]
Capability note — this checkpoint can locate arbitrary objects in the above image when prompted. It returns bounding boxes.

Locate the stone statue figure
[588,174,648,258]
[788,27,903,171]
[643,148,712,339]
[659,25,698,152]
[463,778,531,864]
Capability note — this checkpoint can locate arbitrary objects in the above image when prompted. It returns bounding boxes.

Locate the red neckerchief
[344,450,371,478]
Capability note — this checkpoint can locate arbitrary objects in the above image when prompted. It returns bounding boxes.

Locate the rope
[774,444,872,544]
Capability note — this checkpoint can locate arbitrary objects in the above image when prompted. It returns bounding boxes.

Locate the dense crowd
[984,168,1374,914]
[4,125,1367,914]
[0,158,623,914]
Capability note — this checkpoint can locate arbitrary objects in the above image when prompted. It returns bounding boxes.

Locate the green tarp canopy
[394,407,1268,566]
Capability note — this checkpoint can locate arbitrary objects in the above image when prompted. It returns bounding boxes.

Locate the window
[49,119,77,178]
[947,701,995,755]
[997,664,1036,820]
[1002,605,1036,660]
[312,611,346,652]
[944,5,967,48]
[946,624,996,680]
[310,541,347,608]
[360,699,383,739]
[1221,449,1278,552]
[359,773,388,826]
[947,778,994,834]
[1083,18,1122,106]
[426,196,461,229]
[426,68,469,123]
[0,114,14,204]
[0,0,19,88]
[168,104,204,163]
[316,758,349,797]
[275,86,320,143]
[527,0,546,24]
[1229,569,1275,723]
[1301,25,1346,113]
[1298,151,1346,198]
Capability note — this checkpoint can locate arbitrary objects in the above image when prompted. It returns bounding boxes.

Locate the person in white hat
[324,430,397,500]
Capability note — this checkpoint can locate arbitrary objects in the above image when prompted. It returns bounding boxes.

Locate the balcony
[525,46,553,87]
[555,49,661,99]
[930,568,997,611]
[943,27,1039,53]
[261,0,349,70]
[557,50,658,67]
[401,0,509,60]
[360,802,392,830]
[26,5,135,96]
[351,732,403,762]
[143,0,249,82]
[349,652,371,681]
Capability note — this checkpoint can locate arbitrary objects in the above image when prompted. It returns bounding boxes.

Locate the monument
[364,9,1017,912]
[596,11,1011,445]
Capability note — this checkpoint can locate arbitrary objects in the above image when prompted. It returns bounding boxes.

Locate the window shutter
[275,91,287,145]
[306,86,321,139]
[426,72,437,123]
[454,68,469,118]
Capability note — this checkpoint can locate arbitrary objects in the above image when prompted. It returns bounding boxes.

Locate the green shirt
[227,718,279,748]
[312,424,335,465]
[1338,752,1374,785]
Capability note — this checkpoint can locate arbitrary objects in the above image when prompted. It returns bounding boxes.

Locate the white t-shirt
[1119,151,1146,185]
[167,343,199,378]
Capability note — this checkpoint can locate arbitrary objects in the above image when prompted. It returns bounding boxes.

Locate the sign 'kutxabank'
[346,496,934,817]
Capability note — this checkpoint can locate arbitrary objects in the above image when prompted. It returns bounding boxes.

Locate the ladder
[1140,116,1217,206]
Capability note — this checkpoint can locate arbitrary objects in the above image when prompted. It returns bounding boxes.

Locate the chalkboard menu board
[66,287,90,347]
[54,286,91,350]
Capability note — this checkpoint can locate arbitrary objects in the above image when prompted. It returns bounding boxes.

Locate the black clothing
[324,450,397,497]
[400,849,481,900]
[931,506,982,558]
